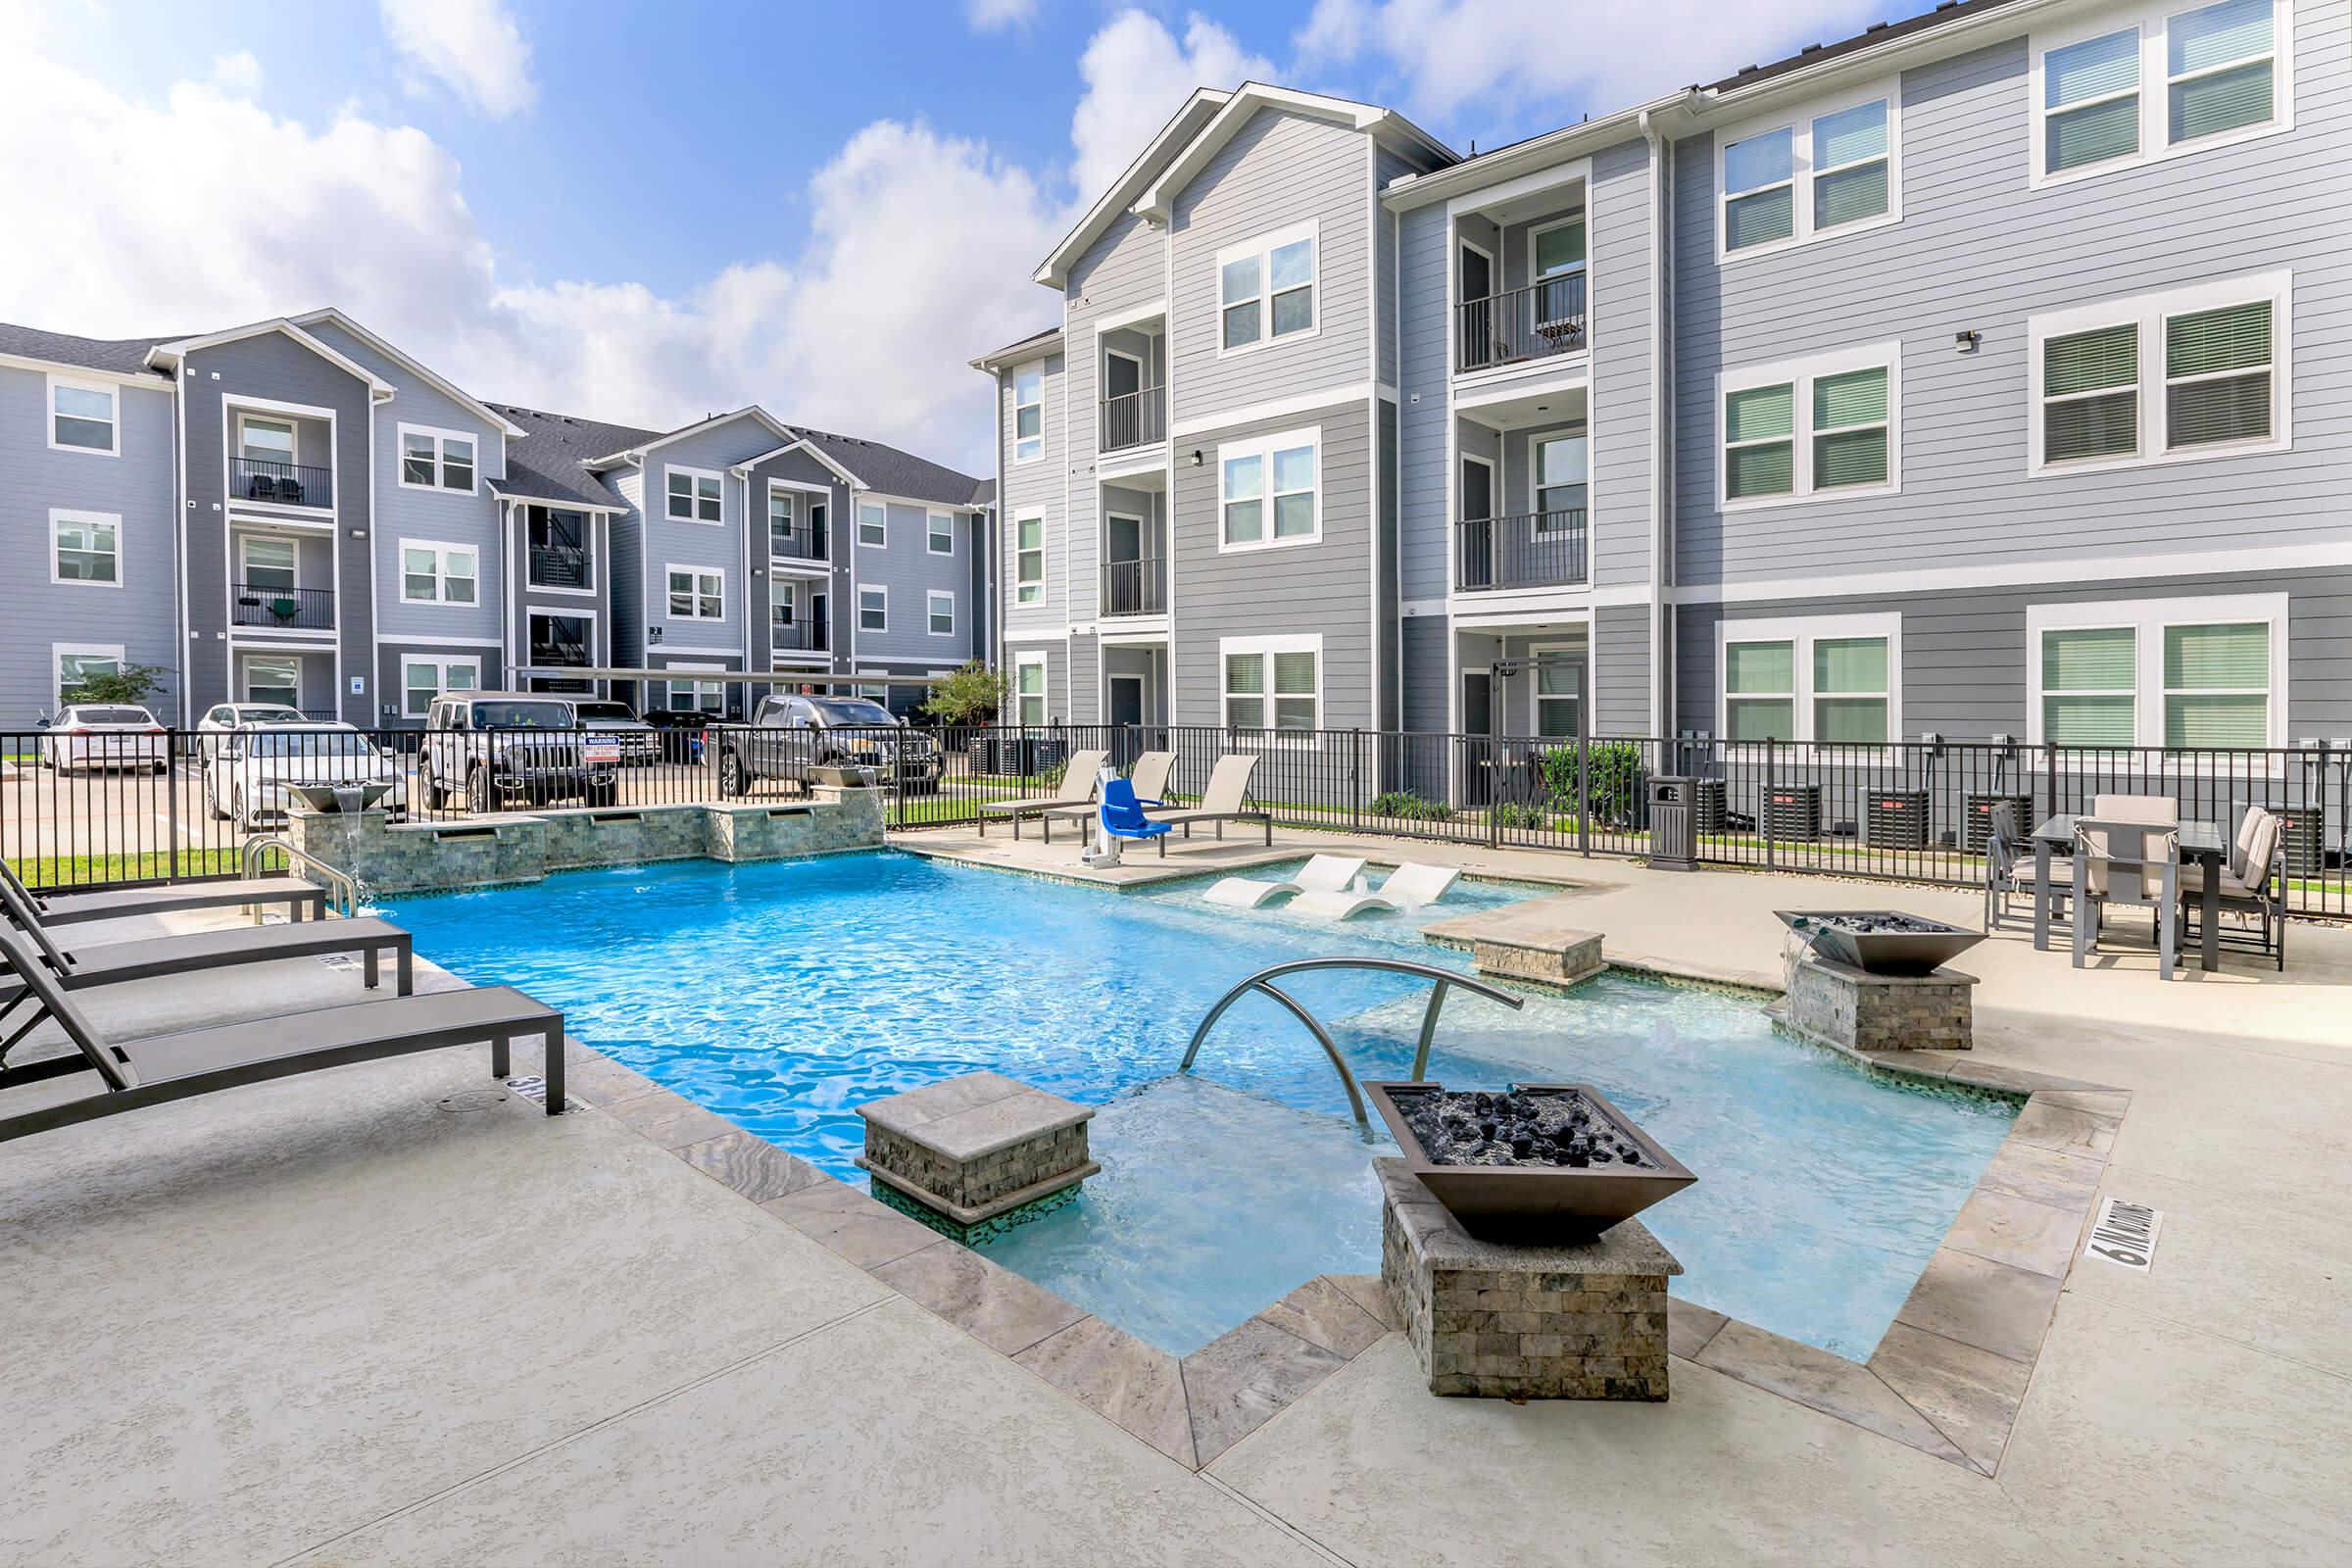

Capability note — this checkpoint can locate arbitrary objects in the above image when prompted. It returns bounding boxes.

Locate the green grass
[11,849,245,890]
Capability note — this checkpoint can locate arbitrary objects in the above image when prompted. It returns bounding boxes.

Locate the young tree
[922,661,1007,725]
[65,662,172,708]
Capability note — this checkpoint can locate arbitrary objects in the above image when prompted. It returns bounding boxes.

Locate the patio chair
[2179,808,2287,972]
[2091,793,2180,825]
[1098,777,1171,855]
[1041,750,1174,843]
[1289,861,1463,920]
[1984,817,2065,932]
[0,926,564,1145]
[1,858,327,927]
[1145,755,1272,845]
[977,748,1109,839]
[277,476,306,506]
[2070,816,2180,978]
[1202,854,1366,909]
[247,472,279,502]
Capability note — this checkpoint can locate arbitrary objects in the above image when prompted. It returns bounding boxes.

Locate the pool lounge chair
[977,749,1109,839]
[1289,862,1462,920]
[1202,854,1367,908]
[0,926,564,1144]
[1040,751,1174,842]
[1145,755,1272,845]
[2,858,327,927]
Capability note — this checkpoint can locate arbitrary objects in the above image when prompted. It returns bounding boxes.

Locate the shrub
[1489,801,1552,831]
[1369,790,1453,822]
[64,661,171,708]
[921,661,1006,725]
[1535,741,1646,827]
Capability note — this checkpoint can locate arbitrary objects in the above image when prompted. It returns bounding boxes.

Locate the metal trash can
[1649,776,1698,871]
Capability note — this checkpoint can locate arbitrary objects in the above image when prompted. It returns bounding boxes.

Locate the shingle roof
[483,403,661,511]
[968,477,996,509]
[0,321,178,378]
[1705,0,2024,93]
[791,427,987,510]
[976,324,1061,364]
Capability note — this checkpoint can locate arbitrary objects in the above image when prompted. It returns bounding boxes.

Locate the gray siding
[639,416,779,658]
[1378,398,1400,730]
[1064,212,1167,623]
[1004,639,1069,722]
[1400,614,1450,731]
[609,466,645,663]
[1593,604,1651,733]
[1396,203,1450,602]
[1588,136,1655,589]
[745,447,848,671]
[1000,352,1066,640]
[1068,633,1101,722]
[850,498,976,665]
[1375,148,1411,389]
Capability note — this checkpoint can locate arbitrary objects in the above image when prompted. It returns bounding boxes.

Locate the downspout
[1639,107,1670,739]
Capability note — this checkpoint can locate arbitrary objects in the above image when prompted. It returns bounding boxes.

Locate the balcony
[770,614,828,653]
[230,583,335,630]
[528,543,590,589]
[1454,512,1589,592]
[229,458,332,511]
[1456,275,1588,374]
[1100,385,1166,454]
[1101,557,1166,618]
[769,521,828,563]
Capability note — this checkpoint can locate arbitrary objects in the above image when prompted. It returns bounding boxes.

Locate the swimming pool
[378,851,2016,1359]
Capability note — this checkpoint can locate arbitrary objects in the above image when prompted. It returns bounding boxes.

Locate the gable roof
[0,321,181,380]
[292,309,527,438]
[1133,83,1455,225]
[735,436,866,490]
[968,477,996,509]
[482,403,658,511]
[1705,0,2030,95]
[970,324,1062,372]
[1036,89,1232,288]
[145,318,398,394]
[791,427,986,510]
[587,404,795,467]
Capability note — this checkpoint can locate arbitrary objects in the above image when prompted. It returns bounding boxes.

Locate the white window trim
[2030,0,2294,190]
[1013,653,1049,725]
[1215,219,1322,360]
[1714,612,1903,753]
[1526,216,1589,292]
[2026,592,2287,749]
[403,657,481,718]
[49,508,123,589]
[1715,76,1901,264]
[857,501,888,549]
[53,642,126,702]
[857,584,888,632]
[1526,430,1591,523]
[398,539,481,606]
[663,563,726,621]
[663,465,725,524]
[926,590,956,638]
[1529,642,1583,739]
[926,511,956,556]
[236,411,298,465]
[1103,346,1148,404]
[1013,513,1047,605]
[1215,426,1323,554]
[238,652,306,709]
[1717,341,1902,512]
[1219,632,1324,743]
[1012,362,1046,465]
[396,423,480,495]
[2027,270,2291,476]
[46,373,120,457]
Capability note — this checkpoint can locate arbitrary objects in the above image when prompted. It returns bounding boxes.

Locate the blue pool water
[378,852,2016,1359]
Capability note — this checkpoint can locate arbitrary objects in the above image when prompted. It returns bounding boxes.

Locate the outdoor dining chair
[2071,815,2180,978]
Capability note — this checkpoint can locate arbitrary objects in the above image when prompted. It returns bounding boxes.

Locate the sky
[0,0,1938,473]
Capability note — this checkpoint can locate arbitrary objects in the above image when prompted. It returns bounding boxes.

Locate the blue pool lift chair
[1100,776,1171,857]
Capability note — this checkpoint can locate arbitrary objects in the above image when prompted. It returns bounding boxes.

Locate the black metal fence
[6,723,2347,917]
[1455,274,1588,372]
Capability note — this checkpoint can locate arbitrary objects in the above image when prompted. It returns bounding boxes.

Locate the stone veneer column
[1778,953,1977,1053]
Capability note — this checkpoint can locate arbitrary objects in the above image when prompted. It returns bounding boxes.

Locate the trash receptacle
[1649,776,1697,871]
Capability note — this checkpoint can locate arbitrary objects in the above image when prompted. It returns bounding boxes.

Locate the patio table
[2031,813,2227,972]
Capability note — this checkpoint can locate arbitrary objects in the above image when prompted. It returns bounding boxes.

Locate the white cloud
[965,0,1038,30]
[377,0,536,119]
[210,51,263,97]
[1070,10,1273,208]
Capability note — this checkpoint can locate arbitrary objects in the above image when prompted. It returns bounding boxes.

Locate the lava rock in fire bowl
[1774,909,1985,977]
[1366,1081,1694,1242]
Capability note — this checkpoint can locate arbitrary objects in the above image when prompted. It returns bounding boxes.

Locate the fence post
[1350,728,1363,831]
[1577,725,1592,858]
[1764,737,1779,871]
[167,736,181,883]
[2041,741,2057,828]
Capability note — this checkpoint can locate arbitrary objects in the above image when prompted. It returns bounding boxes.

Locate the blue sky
[3,0,1938,468]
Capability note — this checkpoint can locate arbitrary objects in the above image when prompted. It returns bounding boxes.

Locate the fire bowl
[1366,1081,1695,1242]
[286,782,392,814]
[1774,909,1986,977]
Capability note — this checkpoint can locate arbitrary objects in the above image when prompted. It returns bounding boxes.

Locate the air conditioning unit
[1964,792,2035,856]
[1763,783,1822,841]
[1866,789,1930,850]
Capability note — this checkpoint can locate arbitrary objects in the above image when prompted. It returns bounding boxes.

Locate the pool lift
[1083,763,1168,868]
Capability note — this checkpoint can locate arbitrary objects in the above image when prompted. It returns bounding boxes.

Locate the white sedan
[39,705,170,773]
[208,725,410,829]
[193,702,310,765]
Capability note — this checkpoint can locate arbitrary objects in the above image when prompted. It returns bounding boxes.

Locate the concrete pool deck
[4,845,2351,1563]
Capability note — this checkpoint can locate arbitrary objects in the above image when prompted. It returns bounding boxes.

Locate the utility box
[2257,803,2328,877]
[1964,792,2035,856]
[1763,783,1823,842]
[1866,789,1931,849]
[1691,777,1728,835]
[1648,776,1698,871]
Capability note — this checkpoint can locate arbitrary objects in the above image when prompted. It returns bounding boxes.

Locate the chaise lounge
[978,749,1109,839]
[1202,854,1366,908]
[1040,751,1174,842]
[1145,755,1273,845]
[1289,861,1461,920]
[2,859,327,927]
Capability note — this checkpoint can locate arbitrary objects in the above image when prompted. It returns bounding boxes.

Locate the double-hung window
[239,415,296,468]
[665,467,722,522]
[1218,430,1318,550]
[2033,596,2280,749]
[1013,367,1044,462]
[927,512,955,555]
[1222,636,1320,732]
[667,567,723,620]
[1218,223,1317,352]
[1014,657,1047,725]
[400,426,476,492]
[858,586,887,631]
[1532,432,1589,531]
[1720,345,1897,506]
[1719,86,1895,258]
[858,502,887,548]
[401,542,477,605]
[2035,0,2288,183]
[1014,514,1045,604]
[48,376,118,454]
[927,590,955,636]
[404,658,479,718]
[1720,615,1898,746]
[1532,653,1580,739]
[52,510,121,585]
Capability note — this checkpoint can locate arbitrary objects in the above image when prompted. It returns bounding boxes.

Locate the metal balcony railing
[1454,511,1589,592]
[1099,385,1165,453]
[230,458,332,509]
[1101,557,1166,617]
[530,635,590,668]
[1455,274,1589,373]
[770,615,828,652]
[770,521,828,562]
[528,543,589,588]
[230,583,335,629]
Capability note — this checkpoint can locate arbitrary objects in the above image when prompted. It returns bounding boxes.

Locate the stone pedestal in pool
[855,1071,1100,1244]
[1378,1159,1680,1400]
[1776,952,1978,1054]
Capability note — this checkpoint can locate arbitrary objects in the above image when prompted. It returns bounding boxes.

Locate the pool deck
[5,838,2351,1564]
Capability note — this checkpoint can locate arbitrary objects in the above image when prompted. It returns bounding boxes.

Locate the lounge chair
[2178,807,2286,971]
[1203,854,1366,908]
[1290,861,1462,920]
[0,926,564,1144]
[1041,751,1174,842]
[2,858,327,927]
[977,749,1109,839]
[1146,755,1272,845]
[1098,777,1171,856]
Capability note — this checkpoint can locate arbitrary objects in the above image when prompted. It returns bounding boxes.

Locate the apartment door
[1108,673,1146,765]
[1104,513,1148,614]
[1104,350,1142,403]
[1461,670,1495,807]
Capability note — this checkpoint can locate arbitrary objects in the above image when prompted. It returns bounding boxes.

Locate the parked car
[193,702,311,765]
[416,692,623,812]
[714,694,941,798]
[207,724,409,829]
[639,707,711,764]
[568,699,661,765]
[36,704,169,773]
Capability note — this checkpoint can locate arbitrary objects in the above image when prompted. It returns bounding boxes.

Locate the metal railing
[1100,557,1166,617]
[1456,274,1588,373]
[230,583,335,629]
[769,616,828,652]
[1455,511,1589,591]
[1100,385,1165,453]
[528,543,589,588]
[769,522,828,562]
[241,835,359,920]
[229,457,332,509]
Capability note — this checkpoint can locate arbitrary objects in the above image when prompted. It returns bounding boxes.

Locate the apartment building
[976,0,2348,762]
[0,310,991,726]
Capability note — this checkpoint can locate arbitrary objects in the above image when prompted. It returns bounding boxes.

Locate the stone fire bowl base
[1378,1158,1680,1400]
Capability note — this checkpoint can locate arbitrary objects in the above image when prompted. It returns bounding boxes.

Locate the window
[1532,653,1580,739]
[48,376,118,455]
[1718,615,1898,745]
[1218,223,1317,352]
[55,645,124,702]
[766,487,794,538]
[1530,219,1586,328]
[1014,657,1047,725]
[927,590,956,637]
[1532,433,1588,527]
[858,502,887,548]
[243,656,300,709]
[2030,272,2287,473]
[52,510,120,585]
[667,674,726,714]
[666,566,723,620]
[241,536,296,594]
[2031,595,2281,748]
[665,466,722,522]
[400,542,477,605]
[1013,367,1044,462]
[1221,637,1320,732]
[1015,514,1045,604]
[238,415,296,466]
[404,658,479,717]
[2034,0,2288,183]
[858,586,887,631]
[1218,429,1319,550]
[1719,86,1895,258]
[398,426,477,492]
[1720,345,1897,506]
[927,512,955,555]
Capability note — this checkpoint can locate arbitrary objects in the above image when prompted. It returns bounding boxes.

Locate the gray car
[416,693,622,812]
[714,694,942,797]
